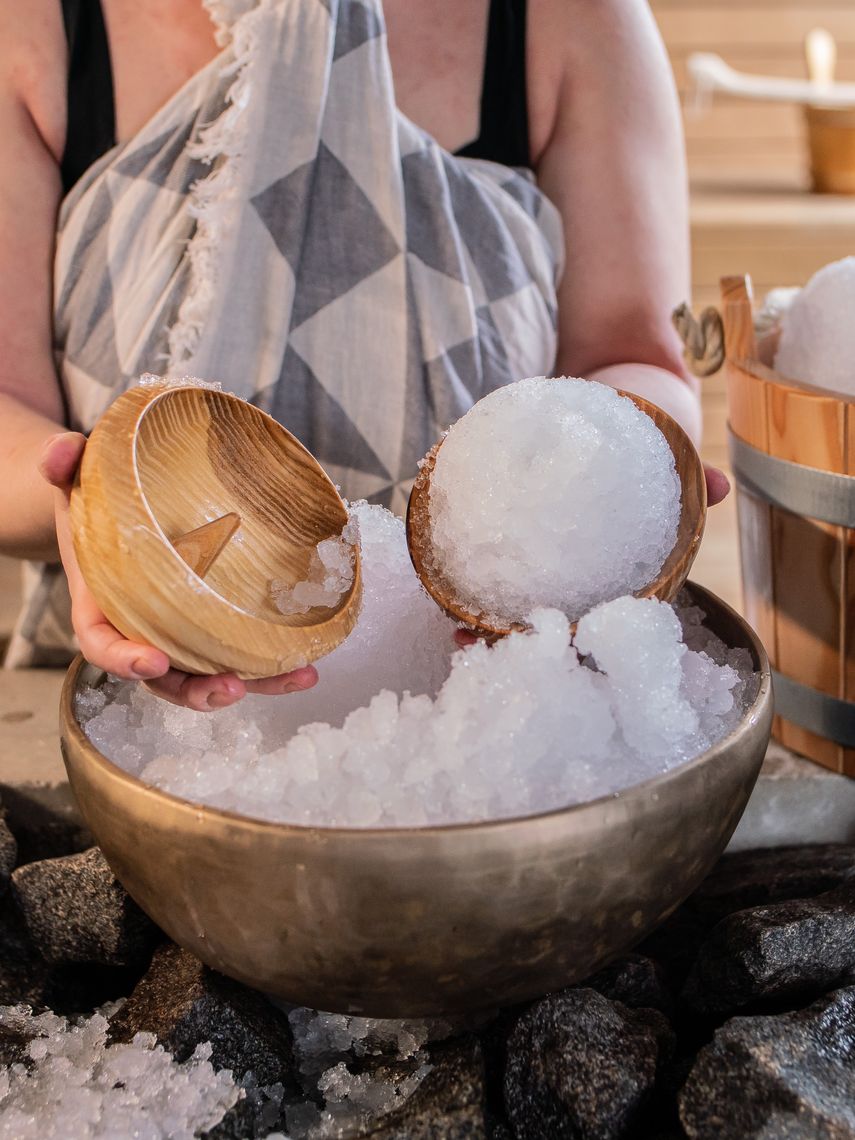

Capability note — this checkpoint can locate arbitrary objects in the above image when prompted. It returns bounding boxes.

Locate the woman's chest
[102,0,491,153]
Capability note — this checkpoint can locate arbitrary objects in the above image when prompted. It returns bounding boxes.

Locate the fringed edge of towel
[166,0,275,368]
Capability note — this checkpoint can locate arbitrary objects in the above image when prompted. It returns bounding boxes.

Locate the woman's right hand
[40,432,319,710]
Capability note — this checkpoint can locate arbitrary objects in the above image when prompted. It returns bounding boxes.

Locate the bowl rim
[736,349,855,408]
[61,581,772,839]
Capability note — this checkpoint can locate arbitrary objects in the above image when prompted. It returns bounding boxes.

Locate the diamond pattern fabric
[7,0,561,667]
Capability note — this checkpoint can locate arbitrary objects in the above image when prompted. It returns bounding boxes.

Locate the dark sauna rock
[0,783,93,865]
[11,846,161,968]
[683,884,855,1015]
[0,815,16,893]
[679,985,855,1139]
[688,845,855,924]
[639,844,855,989]
[0,892,140,1016]
[585,953,674,1017]
[109,942,300,1095]
[503,988,673,1139]
[366,1035,488,1138]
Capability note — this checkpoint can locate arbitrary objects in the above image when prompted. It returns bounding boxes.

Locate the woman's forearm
[586,363,702,451]
[0,392,64,561]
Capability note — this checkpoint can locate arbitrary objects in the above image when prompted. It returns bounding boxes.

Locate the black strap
[58,0,528,191]
[60,0,116,194]
[456,0,530,169]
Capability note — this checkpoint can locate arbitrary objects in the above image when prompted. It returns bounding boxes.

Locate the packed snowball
[775,257,855,396]
[426,377,682,625]
[270,519,358,616]
[81,504,755,830]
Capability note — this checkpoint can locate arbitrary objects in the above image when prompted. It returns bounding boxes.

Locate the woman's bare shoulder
[0,0,67,163]
[527,0,671,163]
[0,0,67,412]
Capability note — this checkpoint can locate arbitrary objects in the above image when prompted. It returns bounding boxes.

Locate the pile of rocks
[0,794,852,1139]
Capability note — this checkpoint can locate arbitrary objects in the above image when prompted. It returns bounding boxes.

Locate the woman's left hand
[704,464,730,506]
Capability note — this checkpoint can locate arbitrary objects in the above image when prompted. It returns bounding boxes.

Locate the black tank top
[60,0,116,194]
[60,0,530,194]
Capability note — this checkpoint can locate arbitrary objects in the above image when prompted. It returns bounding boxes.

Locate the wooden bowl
[407,389,707,637]
[70,382,362,679]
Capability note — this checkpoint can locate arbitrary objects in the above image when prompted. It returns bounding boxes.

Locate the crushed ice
[0,1005,240,1139]
[81,503,756,829]
[0,1003,454,1140]
[427,377,682,624]
[277,1008,460,1138]
[271,519,358,616]
[136,372,226,392]
[775,256,855,396]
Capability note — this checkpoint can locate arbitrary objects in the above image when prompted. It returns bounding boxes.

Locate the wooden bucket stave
[803,105,855,196]
[722,274,855,777]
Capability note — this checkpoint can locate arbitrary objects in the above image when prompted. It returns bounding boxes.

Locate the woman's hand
[704,464,730,507]
[40,432,318,710]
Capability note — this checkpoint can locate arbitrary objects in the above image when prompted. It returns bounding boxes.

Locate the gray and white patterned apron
[6,0,563,667]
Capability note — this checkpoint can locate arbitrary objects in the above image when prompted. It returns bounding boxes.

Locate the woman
[0,0,724,708]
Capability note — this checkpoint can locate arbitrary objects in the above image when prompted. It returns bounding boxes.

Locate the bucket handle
[671,274,757,377]
[672,302,725,376]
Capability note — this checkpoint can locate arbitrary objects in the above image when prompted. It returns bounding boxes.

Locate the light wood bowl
[70,383,362,679]
[406,389,707,637]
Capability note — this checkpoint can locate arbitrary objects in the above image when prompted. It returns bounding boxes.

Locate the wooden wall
[650,0,855,475]
[652,0,855,185]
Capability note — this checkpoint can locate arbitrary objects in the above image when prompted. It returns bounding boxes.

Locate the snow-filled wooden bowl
[407,389,707,638]
[70,382,362,679]
[60,583,772,1018]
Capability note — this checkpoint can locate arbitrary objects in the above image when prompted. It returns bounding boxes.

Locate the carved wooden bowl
[70,382,361,678]
[407,389,707,637]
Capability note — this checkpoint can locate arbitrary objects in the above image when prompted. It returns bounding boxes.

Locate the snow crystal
[775,257,855,395]
[81,506,755,829]
[426,377,682,624]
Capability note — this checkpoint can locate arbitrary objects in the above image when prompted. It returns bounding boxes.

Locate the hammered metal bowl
[60,583,772,1017]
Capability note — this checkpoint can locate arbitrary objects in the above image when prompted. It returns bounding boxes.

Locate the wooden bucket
[803,105,855,195]
[722,274,855,777]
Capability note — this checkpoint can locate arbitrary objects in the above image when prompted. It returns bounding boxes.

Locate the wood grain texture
[723,277,770,451]
[650,0,855,188]
[721,275,758,361]
[720,276,853,774]
[734,487,779,673]
[767,375,846,470]
[804,105,855,192]
[70,384,362,679]
[841,402,855,774]
[172,513,241,578]
[406,389,707,638]
[771,505,844,771]
[655,7,855,53]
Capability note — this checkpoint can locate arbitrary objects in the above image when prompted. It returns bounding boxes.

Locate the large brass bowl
[60,584,772,1017]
